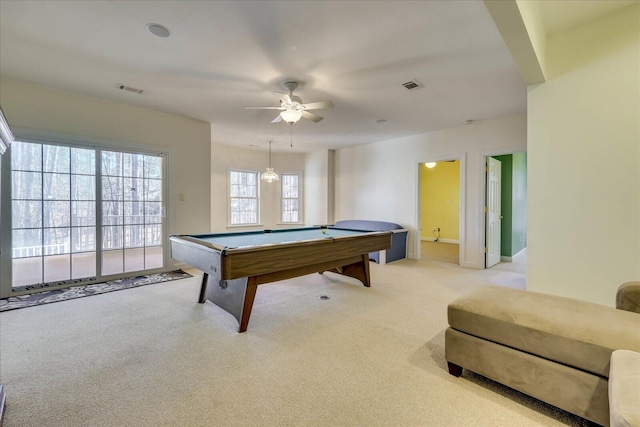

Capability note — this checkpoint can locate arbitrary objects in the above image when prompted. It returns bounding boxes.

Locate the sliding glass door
[7,141,165,291]
[100,151,163,275]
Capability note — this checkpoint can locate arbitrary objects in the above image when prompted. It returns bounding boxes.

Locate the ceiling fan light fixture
[280,109,303,124]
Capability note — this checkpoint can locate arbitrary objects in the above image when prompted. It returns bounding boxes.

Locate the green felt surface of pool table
[184,227,373,250]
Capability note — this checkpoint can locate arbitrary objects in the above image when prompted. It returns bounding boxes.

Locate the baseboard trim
[500,247,527,262]
[460,261,483,269]
[421,237,460,244]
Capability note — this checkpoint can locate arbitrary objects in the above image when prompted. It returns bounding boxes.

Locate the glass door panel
[9,141,164,290]
[11,143,97,289]
[100,151,163,277]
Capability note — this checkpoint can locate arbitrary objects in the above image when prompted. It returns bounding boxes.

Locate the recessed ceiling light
[147,23,170,38]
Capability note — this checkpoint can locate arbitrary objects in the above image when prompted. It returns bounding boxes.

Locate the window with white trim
[229,170,259,225]
[281,173,301,223]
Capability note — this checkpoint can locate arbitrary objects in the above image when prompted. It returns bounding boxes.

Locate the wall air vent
[117,84,144,94]
[402,79,424,90]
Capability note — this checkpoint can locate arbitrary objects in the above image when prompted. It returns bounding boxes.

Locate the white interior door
[486,157,501,268]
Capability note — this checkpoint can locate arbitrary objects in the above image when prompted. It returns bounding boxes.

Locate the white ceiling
[0,1,629,153]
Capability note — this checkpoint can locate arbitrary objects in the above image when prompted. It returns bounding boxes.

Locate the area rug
[0,270,192,312]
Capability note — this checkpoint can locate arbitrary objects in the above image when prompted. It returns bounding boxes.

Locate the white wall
[0,77,212,240]
[210,142,306,231]
[334,114,526,266]
[527,4,640,305]
[304,149,335,226]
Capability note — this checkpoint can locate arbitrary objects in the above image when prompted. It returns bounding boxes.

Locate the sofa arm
[616,282,640,313]
[609,350,640,427]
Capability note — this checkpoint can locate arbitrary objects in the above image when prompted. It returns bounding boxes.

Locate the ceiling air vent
[402,79,424,90]
[117,84,144,94]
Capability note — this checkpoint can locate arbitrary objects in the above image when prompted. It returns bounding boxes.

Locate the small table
[170,227,391,332]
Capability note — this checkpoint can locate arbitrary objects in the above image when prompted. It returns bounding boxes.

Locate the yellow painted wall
[420,160,460,241]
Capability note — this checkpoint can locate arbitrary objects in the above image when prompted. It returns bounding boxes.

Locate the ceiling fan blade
[271,115,283,123]
[281,94,292,104]
[245,106,282,110]
[302,111,324,123]
[301,100,334,110]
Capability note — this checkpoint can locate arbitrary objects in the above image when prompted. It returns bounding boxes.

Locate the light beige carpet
[0,253,590,426]
[421,241,460,264]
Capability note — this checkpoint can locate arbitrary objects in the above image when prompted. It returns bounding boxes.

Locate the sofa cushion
[448,285,640,378]
[609,350,640,427]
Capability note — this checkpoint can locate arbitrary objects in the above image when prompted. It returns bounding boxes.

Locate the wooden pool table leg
[337,255,371,287]
[238,276,259,333]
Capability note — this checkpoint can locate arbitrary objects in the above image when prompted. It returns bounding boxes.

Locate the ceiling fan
[245,81,334,124]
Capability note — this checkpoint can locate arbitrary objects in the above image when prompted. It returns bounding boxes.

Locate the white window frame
[228,169,260,226]
[280,172,303,225]
[0,107,14,155]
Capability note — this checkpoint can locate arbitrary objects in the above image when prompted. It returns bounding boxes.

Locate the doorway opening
[484,152,527,269]
[418,159,462,265]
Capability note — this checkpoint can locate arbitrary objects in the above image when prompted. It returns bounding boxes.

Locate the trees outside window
[229,170,259,225]
[7,141,165,289]
[281,174,300,223]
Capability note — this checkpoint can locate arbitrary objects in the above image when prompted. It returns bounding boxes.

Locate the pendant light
[261,141,279,183]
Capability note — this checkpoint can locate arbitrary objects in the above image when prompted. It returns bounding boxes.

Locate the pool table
[169,227,392,332]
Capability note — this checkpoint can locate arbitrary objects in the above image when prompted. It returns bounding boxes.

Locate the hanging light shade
[280,109,303,124]
[261,167,279,183]
[261,141,279,183]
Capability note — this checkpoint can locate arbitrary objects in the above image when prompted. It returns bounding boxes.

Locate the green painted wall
[493,153,527,257]
[511,152,527,254]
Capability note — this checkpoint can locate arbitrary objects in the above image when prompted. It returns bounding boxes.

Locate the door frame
[480,148,527,269]
[415,155,466,263]
[485,156,502,268]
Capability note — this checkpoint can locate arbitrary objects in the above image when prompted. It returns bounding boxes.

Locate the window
[281,173,301,223]
[229,170,259,225]
[4,140,165,291]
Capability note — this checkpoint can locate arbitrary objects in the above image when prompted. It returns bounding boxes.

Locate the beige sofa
[445,282,640,426]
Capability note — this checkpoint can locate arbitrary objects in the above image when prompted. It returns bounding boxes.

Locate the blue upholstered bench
[333,220,408,264]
